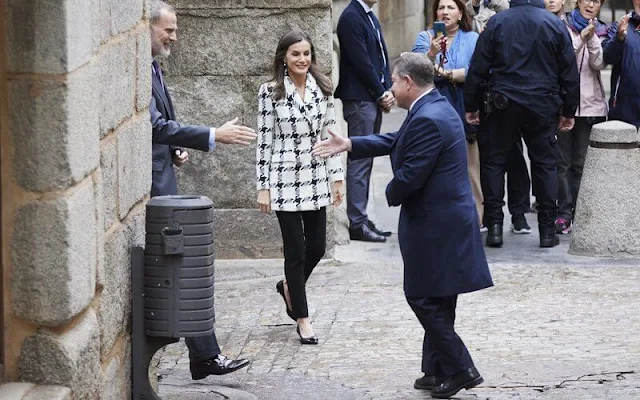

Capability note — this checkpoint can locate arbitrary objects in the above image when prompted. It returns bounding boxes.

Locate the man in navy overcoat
[313,53,493,399]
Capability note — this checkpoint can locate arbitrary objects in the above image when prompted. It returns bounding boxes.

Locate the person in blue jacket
[412,0,486,233]
[464,0,580,249]
[603,1,640,128]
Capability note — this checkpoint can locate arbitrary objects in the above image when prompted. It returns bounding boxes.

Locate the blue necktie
[152,60,165,89]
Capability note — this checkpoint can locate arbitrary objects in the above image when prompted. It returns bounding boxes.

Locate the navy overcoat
[351,89,493,297]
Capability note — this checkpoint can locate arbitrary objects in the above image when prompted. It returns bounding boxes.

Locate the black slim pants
[276,208,326,319]
[483,102,558,232]
[556,116,605,221]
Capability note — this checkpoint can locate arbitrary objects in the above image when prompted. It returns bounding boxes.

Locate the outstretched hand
[215,117,257,145]
[311,128,351,158]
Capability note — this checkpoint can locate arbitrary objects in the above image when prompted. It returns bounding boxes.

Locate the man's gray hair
[392,53,434,87]
[150,0,175,24]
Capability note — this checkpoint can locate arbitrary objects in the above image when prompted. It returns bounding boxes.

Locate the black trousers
[479,127,531,217]
[406,295,474,377]
[483,103,558,232]
[556,116,605,221]
[276,208,326,319]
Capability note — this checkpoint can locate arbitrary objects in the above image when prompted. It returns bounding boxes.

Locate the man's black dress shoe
[190,354,250,380]
[539,231,560,248]
[431,367,483,399]
[485,224,503,247]
[367,220,392,237]
[276,280,296,321]
[296,326,319,345]
[414,374,444,390]
[349,224,386,243]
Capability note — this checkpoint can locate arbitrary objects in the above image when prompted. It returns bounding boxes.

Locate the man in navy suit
[314,53,493,399]
[336,0,395,242]
[148,0,256,379]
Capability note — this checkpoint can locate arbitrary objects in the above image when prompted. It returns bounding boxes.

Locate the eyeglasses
[582,0,601,5]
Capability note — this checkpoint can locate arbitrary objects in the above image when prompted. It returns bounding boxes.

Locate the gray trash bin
[144,195,215,337]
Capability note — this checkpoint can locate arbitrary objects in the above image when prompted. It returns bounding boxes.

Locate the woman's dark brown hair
[271,30,333,101]
[432,0,473,32]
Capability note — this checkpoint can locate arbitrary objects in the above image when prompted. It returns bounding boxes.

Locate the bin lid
[148,195,213,209]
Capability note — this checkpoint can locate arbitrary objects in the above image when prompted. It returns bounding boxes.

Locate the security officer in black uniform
[464,0,579,248]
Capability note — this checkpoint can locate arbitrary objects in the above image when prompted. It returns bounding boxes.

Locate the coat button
[294,138,302,145]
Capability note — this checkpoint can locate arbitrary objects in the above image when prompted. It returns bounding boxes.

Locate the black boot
[485,224,503,247]
[539,230,559,248]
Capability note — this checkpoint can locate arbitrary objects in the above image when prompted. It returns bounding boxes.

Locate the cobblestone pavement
[157,109,640,399]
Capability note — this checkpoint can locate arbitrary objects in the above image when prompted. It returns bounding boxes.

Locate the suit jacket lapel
[152,69,173,118]
[284,74,322,132]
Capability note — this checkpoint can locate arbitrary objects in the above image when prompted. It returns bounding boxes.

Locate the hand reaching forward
[215,117,257,145]
[312,129,351,158]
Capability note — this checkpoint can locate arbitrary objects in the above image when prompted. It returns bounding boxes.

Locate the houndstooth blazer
[256,73,345,212]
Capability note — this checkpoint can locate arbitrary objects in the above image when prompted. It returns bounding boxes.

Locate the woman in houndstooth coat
[256,31,344,344]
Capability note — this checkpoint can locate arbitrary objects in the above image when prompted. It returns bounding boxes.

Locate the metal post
[132,246,178,400]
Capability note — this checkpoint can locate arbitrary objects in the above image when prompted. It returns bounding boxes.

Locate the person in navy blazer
[336,0,395,242]
[148,0,256,379]
[313,53,493,399]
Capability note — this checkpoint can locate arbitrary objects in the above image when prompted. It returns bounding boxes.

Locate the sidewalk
[156,109,640,399]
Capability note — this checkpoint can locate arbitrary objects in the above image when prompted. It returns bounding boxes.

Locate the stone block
[98,224,130,357]
[22,386,72,400]
[117,116,152,219]
[173,0,331,8]
[136,28,152,112]
[167,9,332,77]
[98,208,143,356]
[99,0,144,42]
[214,209,283,259]
[12,182,97,326]
[170,75,256,208]
[99,345,129,400]
[245,0,331,7]
[0,383,35,399]
[570,121,640,256]
[6,0,99,74]
[10,62,100,192]
[19,309,101,399]
[99,35,137,136]
[101,138,118,231]
[94,171,107,289]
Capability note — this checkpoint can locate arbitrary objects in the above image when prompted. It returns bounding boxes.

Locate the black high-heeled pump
[296,326,319,345]
[275,280,296,321]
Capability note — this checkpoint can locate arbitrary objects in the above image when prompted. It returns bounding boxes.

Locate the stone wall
[1,0,151,398]
[167,0,335,258]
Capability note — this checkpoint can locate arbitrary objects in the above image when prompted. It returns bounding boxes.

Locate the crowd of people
[146,0,640,398]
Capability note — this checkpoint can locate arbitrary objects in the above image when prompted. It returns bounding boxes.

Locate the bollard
[133,195,215,399]
[570,121,640,256]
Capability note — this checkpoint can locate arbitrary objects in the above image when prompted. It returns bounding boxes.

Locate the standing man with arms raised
[149,0,256,380]
[314,53,493,399]
[464,0,580,248]
[336,0,395,243]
